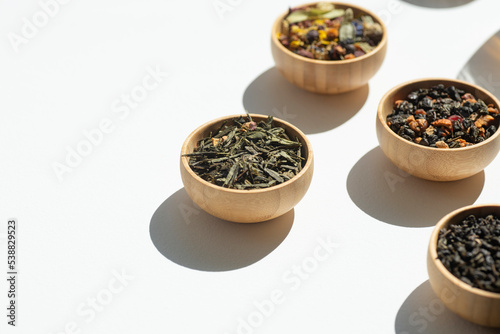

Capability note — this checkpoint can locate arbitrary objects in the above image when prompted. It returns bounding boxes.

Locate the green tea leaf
[320,8,345,19]
[286,10,310,24]
[309,2,334,15]
[264,168,284,183]
[339,8,355,41]
[223,162,239,187]
[286,8,344,23]
[246,131,267,140]
[270,137,301,147]
[185,114,304,190]
[339,22,355,41]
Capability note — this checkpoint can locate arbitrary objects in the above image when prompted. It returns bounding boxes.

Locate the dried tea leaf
[338,8,355,41]
[386,84,500,148]
[264,168,284,183]
[281,19,289,35]
[355,42,374,54]
[183,114,305,190]
[286,5,344,23]
[270,137,301,147]
[223,161,239,187]
[285,10,310,24]
[437,214,500,293]
[320,8,345,19]
[309,2,334,15]
[246,131,267,140]
[361,15,374,25]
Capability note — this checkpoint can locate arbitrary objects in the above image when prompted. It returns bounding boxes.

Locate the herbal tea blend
[437,214,500,293]
[183,115,304,190]
[277,2,383,60]
[386,84,500,148]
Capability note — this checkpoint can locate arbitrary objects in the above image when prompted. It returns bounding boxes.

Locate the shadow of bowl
[149,188,294,271]
[401,0,476,8]
[395,280,500,334]
[242,67,368,134]
[458,29,500,100]
[346,147,485,227]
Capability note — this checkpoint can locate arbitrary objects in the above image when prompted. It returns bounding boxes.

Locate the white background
[2,0,500,333]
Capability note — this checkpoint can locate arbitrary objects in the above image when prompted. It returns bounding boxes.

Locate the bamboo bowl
[427,204,500,327]
[271,2,387,94]
[180,114,314,223]
[376,78,500,181]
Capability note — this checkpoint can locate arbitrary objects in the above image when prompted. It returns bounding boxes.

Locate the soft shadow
[395,280,500,334]
[149,188,294,271]
[401,0,475,8]
[346,147,484,228]
[458,30,500,100]
[242,67,368,134]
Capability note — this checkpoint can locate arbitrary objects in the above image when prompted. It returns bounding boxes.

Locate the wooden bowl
[271,2,387,94]
[180,114,314,223]
[427,204,500,327]
[376,78,500,181]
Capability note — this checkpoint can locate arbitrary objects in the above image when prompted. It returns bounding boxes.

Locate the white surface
[2,0,500,333]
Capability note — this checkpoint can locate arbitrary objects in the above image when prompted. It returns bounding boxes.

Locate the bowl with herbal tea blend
[271,2,387,94]
[377,78,500,181]
[180,114,313,223]
[277,3,383,61]
[428,204,500,327]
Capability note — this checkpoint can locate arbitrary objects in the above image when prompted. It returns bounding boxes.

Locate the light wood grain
[180,114,314,223]
[427,204,500,327]
[271,2,387,94]
[376,78,500,181]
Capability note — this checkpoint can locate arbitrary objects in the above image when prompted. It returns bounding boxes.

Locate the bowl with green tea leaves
[377,78,500,181]
[271,2,387,94]
[428,204,500,327]
[180,114,314,223]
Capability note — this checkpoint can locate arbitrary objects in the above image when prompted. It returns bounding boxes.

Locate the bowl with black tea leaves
[271,1,387,94]
[180,114,314,223]
[427,204,500,327]
[377,78,500,181]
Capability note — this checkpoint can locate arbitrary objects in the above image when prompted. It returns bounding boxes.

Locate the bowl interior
[378,78,500,150]
[181,114,312,192]
[429,204,500,298]
[272,1,387,63]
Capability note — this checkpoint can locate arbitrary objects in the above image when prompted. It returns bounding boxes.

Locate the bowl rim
[429,203,500,299]
[180,113,314,194]
[271,1,388,65]
[377,77,500,152]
